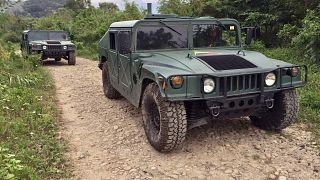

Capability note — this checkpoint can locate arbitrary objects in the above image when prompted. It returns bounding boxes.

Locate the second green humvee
[21,30,76,65]
[98,13,307,152]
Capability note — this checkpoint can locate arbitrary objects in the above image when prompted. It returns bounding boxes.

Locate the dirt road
[46,58,319,180]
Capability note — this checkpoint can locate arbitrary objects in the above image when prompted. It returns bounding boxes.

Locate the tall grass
[0,44,68,179]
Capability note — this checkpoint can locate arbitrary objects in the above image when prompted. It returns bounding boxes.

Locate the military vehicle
[21,30,76,65]
[98,7,307,152]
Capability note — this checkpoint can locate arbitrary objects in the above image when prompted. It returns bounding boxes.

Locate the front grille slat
[48,45,62,51]
[220,74,261,96]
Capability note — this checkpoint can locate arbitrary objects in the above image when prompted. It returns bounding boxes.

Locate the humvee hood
[29,40,74,45]
[141,49,292,77]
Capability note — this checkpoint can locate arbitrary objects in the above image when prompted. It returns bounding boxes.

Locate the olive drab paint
[98,15,307,108]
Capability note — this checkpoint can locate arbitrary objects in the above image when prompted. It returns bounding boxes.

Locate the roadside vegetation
[0,44,68,178]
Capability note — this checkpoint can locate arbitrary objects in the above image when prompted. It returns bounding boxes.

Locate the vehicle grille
[219,74,262,96]
[197,55,257,70]
[48,45,62,51]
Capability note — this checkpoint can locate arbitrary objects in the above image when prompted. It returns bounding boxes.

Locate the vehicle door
[117,30,132,97]
[107,31,119,87]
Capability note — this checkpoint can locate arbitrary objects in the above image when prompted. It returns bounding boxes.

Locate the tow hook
[265,98,274,109]
[210,105,221,117]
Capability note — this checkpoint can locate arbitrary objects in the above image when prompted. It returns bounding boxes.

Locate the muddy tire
[250,89,299,131]
[68,51,76,65]
[55,57,61,61]
[102,63,121,99]
[142,83,187,152]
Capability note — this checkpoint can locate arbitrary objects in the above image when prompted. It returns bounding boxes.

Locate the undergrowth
[0,44,68,179]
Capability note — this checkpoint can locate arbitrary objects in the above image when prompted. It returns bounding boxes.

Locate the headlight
[63,46,67,50]
[265,72,276,86]
[170,76,184,89]
[203,78,215,93]
[42,46,47,50]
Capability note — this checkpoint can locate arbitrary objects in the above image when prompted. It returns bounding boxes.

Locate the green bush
[293,8,320,63]
[277,24,300,46]
[0,44,68,179]
[1,32,20,43]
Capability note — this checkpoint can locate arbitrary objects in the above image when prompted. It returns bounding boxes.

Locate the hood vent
[46,41,61,44]
[197,55,257,70]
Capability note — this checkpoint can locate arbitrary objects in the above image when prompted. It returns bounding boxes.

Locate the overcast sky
[91,0,159,13]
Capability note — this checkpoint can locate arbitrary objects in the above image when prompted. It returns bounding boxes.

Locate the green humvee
[21,30,76,65]
[98,14,307,152]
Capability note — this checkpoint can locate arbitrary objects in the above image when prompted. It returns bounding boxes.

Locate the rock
[254,144,261,150]
[314,165,320,173]
[269,174,277,180]
[225,169,233,174]
[113,125,119,130]
[311,142,317,145]
[278,176,287,180]
[123,165,131,171]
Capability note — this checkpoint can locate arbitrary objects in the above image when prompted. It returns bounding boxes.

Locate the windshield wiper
[159,21,182,36]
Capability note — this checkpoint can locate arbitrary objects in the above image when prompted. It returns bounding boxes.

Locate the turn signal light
[170,76,184,89]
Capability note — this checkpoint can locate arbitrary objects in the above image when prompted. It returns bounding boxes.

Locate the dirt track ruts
[46,57,320,180]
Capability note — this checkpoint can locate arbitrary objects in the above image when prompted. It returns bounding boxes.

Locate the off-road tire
[68,51,76,65]
[41,54,46,60]
[55,57,61,61]
[102,63,121,99]
[250,89,299,131]
[142,83,187,152]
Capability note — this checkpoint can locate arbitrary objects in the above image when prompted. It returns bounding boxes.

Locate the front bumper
[205,92,274,117]
[163,65,307,102]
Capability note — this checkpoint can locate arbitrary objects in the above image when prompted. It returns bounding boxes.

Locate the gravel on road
[46,58,320,180]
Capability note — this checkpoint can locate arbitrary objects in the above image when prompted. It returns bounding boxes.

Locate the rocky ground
[45,58,320,180]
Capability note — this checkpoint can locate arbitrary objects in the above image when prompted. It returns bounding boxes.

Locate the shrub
[1,32,21,43]
[277,24,300,46]
[293,7,320,63]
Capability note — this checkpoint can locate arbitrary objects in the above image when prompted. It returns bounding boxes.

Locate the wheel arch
[139,78,155,107]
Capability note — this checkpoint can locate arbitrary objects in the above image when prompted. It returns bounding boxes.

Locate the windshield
[28,31,69,41]
[136,25,188,50]
[193,24,239,48]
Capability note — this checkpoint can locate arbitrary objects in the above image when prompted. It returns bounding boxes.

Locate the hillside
[6,0,65,17]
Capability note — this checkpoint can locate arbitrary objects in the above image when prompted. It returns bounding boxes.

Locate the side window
[109,32,116,50]
[118,31,131,55]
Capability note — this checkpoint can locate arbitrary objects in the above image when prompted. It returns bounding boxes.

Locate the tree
[99,2,119,12]
[158,0,206,16]
[64,0,91,11]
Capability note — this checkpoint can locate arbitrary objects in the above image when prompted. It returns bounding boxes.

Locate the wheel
[250,89,299,131]
[142,83,187,152]
[68,51,76,65]
[55,57,61,61]
[41,54,46,60]
[102,62,121,99]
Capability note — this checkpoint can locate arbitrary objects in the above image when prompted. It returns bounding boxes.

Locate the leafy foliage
[0,44,68,179]
[293,7,320,63]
